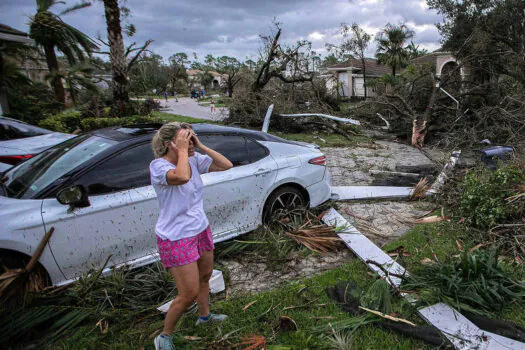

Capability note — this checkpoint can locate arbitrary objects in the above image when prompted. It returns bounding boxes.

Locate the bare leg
[196,250,214,317]
[163,262,199,335]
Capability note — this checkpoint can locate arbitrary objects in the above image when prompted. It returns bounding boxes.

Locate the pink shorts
[157,226,214,268]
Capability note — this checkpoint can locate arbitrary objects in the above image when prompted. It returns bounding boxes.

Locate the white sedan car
[0,123,331,286]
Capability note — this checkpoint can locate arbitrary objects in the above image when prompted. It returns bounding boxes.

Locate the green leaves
[404,250,525,316]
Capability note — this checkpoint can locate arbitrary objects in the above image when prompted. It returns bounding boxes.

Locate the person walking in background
[173,90,178,102]
[163,90,168,102]
[150,123,233,350]
[210,98,216,113]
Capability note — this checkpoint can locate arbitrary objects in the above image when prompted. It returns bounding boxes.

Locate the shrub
[39,109,82,133]
[80,115,162,131]
[458,165,524,228]
[6,82,62,125]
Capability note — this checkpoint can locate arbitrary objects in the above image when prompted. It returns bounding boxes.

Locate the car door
[198,134,278,242]
[42,143,155,279]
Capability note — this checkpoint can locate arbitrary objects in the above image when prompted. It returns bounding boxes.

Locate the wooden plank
[419,303,525,350]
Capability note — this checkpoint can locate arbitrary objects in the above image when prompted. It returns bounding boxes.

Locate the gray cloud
[0,0,443,61]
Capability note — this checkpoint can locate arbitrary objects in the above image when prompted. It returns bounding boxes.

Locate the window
[197,134,267,166]
[0,119,50,140]
[75,143,154,195]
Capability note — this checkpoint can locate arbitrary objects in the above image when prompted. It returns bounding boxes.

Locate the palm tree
[29,0,97,106]
[375,23,414,76]
[101,0,130,116]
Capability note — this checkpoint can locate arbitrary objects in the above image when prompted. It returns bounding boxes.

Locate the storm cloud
[0,0,443,61]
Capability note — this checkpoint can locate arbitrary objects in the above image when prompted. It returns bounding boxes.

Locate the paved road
[154,97,228,121]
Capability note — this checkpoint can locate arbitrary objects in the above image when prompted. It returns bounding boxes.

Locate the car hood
[0,132,75,155]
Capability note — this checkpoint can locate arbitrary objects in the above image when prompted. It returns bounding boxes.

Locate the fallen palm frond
[234,334,266,350]
[360,278,392,315]
[403,249,525,316]
[409,177,431,201]
[284,225,343,253]
[0,227,54,305]
[355,221,389,238]
[312,314,376,334]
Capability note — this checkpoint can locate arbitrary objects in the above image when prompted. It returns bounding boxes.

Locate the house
[187,69,227,90]
[410,51,469,81]
[326,58,391,98]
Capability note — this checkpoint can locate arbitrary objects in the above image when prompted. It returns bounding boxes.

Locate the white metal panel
[322,208,407,287]
[331,186,413,200]
[419,303,525,350]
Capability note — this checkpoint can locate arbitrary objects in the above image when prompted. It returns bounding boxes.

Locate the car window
[75,143,154,195]
[245,138,267,163]
[3,135,116,199]
[198,134,252,166]
[0,119,51,140]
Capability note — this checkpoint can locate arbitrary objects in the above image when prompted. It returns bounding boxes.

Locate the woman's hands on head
[170,129,192,153]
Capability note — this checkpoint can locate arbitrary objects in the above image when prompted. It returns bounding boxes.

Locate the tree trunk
[227,78,233,97]
[392,65,396,77]
[103,0,130,117]
[43,43,65,107]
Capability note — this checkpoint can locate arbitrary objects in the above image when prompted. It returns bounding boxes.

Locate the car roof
[91,123,297,144]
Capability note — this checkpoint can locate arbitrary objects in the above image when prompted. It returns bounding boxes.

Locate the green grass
[273,131,373,147]
[150,111,217,124]
[13,217,525,349]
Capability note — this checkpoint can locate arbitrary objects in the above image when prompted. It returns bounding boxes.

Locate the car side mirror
[56,185,90,208]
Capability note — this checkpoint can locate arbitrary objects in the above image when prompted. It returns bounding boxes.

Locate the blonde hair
[152,122,192,158]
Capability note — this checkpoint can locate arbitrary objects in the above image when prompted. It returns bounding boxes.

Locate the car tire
[263,186,306,222]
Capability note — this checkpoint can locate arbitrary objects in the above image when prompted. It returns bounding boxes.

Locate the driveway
[154,97,228,121]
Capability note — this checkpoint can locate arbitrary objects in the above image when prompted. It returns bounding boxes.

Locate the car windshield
[0,118,52,140]
[2,135,117,199]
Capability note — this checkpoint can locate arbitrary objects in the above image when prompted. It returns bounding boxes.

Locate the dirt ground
[216,140,438,296]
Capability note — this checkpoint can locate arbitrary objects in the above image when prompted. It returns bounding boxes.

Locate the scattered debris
[279,315,298,332]
[280,113,360,126]
[234,334,267,350]
[419,303,525,350]
[284,225,343,253]
[243,300,258,312]
[428,151,461,195]
[0,227,54,304]
[409,215,451,224]
[359,306,416,327]
[321,209,525,349]
[409,177,431,201]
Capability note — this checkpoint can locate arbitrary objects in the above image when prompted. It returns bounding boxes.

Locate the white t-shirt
[149,153,213,241]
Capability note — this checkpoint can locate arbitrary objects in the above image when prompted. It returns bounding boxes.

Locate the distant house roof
[410,51,453,65]
[187,69,224,77]
[327,58,392,76]
[0,23,33,44]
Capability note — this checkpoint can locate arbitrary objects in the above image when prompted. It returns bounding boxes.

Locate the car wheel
[263,186,306,222]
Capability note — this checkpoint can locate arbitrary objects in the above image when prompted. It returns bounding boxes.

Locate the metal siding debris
[419,303,525,350]
[331,186,413,201]
[322,208,406,287]
[280,113,361,126]
[321,208,525,350]
[261,104,274,133]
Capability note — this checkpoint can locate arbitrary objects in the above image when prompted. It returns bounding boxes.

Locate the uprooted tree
[228,22,338,129]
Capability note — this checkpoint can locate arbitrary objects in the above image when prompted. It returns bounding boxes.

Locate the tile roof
[0,23,28,36]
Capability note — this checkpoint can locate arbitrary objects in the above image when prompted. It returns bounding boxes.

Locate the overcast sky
[0,0,443,63]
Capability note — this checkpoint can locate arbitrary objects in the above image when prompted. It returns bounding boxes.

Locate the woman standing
[150,122,233,350]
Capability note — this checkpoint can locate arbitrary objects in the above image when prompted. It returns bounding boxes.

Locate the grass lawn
[150,111,217,124]
[45,216,525,349]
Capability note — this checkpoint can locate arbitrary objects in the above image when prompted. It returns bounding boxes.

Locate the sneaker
[154,334,174,350]
[195,313,228,326]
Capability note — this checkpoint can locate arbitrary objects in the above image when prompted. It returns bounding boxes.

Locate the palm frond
[59,1,91,16]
